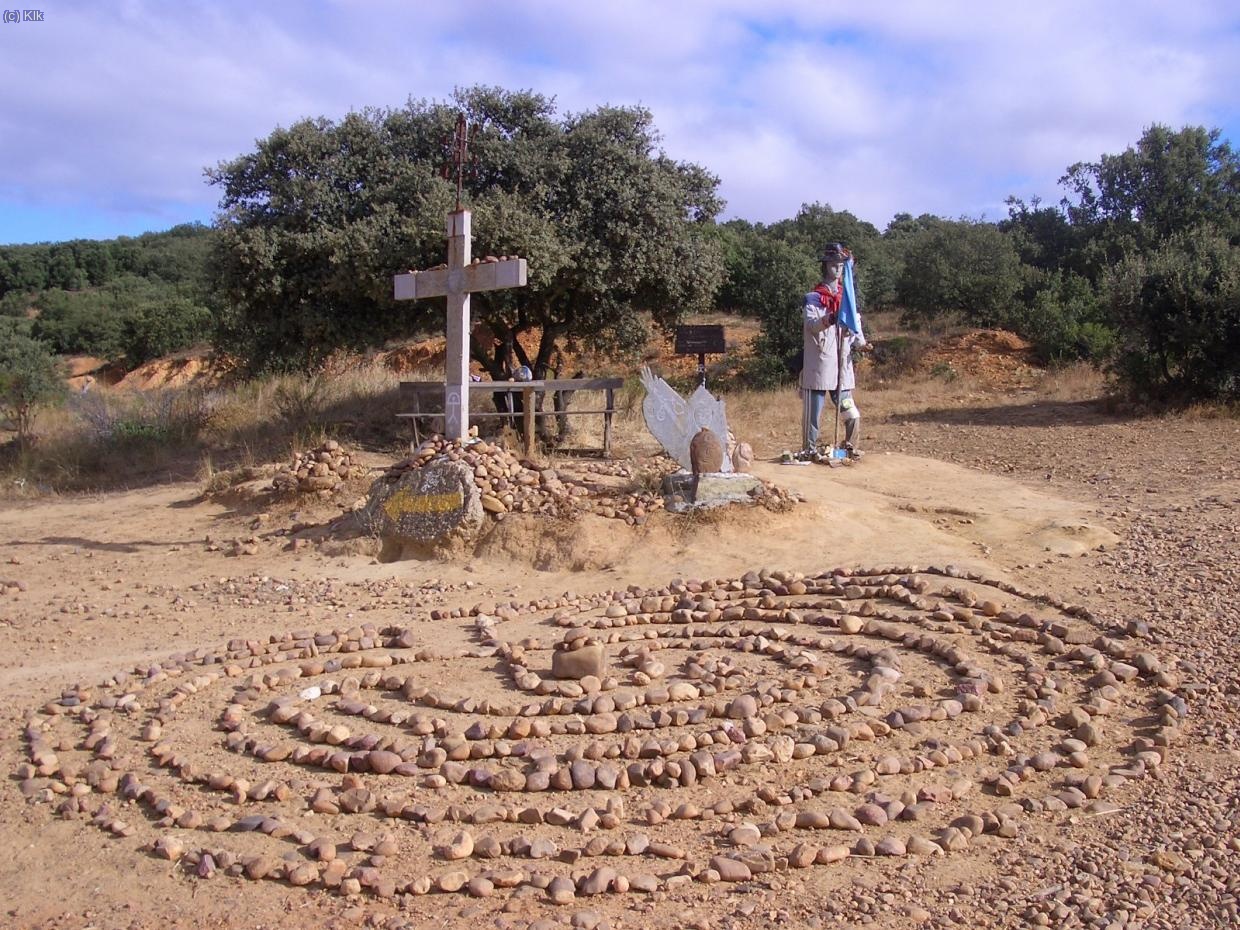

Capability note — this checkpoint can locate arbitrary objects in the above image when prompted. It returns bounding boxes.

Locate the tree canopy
[7,108,1237,403]
[208,86,725,375]
[0,226,217,368]
[895,217,1022,326]
[1061,125,1240,261]
[0,332,64,445]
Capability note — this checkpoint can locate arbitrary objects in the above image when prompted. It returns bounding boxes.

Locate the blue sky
[1,0,1238,245]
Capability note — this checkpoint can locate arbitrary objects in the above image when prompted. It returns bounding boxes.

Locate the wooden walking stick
[831,321,845,453]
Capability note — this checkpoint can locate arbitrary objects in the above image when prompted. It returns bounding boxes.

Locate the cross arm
[394,257,528,301]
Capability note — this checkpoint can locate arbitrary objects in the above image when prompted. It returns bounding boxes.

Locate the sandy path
[0,452,1126,930]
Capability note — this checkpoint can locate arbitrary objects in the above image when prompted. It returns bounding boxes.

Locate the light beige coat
[800,288,865,391]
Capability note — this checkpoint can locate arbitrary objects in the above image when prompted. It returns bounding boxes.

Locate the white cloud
[0,0,1237,241]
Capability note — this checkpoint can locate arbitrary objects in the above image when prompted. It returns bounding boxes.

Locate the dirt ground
[1,387,1237,930]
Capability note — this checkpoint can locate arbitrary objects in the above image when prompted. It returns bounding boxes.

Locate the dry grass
[1181,400,1240,420]
[1026,362,1108,402]
[21,321,1230,499]
[0,362,430,497]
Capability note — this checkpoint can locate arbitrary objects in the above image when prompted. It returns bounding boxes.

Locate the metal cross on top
[445,113,472,210]
[394,116,528,442]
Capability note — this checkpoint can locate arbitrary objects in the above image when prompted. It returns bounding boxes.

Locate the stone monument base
[359,459,484,558]
[661,470,763,513]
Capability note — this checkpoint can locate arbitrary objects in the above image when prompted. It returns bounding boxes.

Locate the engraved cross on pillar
[393,209,527,441]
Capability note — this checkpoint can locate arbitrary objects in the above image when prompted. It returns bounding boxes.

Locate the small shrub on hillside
[72,388,217,446]
[0,333,66,445]
[868,335,917,369]
[271,374,335,433]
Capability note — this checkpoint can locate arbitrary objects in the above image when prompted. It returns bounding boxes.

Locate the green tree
[77,240,116,286]
[47,247,87,291]
[769,202,895,307]
[883,212,938,242]
[31,286,128,357]
[712,219,758,313]
[208,86,724,375]
[1060,125,1240,275]
[1001,197,1086,275]
[896,218,1021,326]
[126,224,217,291]
[1105,226,1240,400]
[0,247,50,296]
[0,333,65,445]
[715,222,817,321]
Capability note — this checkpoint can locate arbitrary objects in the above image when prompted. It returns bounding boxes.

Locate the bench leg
[603,388,614,458]
[522,387,535,457]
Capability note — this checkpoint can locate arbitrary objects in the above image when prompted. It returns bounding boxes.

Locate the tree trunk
[533,324,566,442]
[16,403,32,449]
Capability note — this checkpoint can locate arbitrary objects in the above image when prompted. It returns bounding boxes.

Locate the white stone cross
[393,209,527,441]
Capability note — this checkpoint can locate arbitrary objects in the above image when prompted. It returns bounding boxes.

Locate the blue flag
[839,257,863,338]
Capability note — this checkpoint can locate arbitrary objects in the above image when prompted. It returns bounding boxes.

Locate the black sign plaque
[674,325,726,356]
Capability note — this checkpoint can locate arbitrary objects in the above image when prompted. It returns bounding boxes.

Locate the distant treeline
[0,223,215,365]
[715,124,1240,399]
[1,91,1237,404]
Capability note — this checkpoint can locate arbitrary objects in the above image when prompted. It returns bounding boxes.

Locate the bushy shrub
[1104,226,1240,401]
[0,333,66,444]
[868,334,916,368]
[741,349,795,390]
[270,374,335,433]
[72,387,217,445]
[897,219,1022,327]
[1005,271,1116,365]
[119,296,213,364]
[31,287,127,357]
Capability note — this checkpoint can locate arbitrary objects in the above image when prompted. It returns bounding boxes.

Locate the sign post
[674,324,726,388]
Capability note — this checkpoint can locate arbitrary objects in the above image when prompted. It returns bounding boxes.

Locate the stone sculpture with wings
[638,366,733,473]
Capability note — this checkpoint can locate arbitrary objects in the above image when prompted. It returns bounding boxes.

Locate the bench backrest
[398,377,623,399]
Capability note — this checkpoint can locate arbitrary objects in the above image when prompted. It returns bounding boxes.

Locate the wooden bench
[398,378,625,457]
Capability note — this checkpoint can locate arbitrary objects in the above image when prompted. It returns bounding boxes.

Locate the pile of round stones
[385,436,667,525]
[272,440,366,497]
[18,565,1181,907]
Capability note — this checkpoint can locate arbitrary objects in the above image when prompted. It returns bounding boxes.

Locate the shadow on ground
[888,398,1131,429]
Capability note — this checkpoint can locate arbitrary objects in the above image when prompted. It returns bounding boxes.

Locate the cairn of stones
[18,565,1181,906]
[383,436,662,525]
[383,435,799,524]
[272,440,366,497]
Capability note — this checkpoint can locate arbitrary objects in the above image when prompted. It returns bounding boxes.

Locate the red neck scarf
[813,283,842,310]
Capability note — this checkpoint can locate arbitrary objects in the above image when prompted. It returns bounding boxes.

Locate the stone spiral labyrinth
[19,566,1184,905]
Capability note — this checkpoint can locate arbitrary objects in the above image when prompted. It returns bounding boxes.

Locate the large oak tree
[207,86,724,376]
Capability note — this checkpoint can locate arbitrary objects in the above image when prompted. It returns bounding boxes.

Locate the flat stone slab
[360,459,483,544]
[662,470,762,512]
